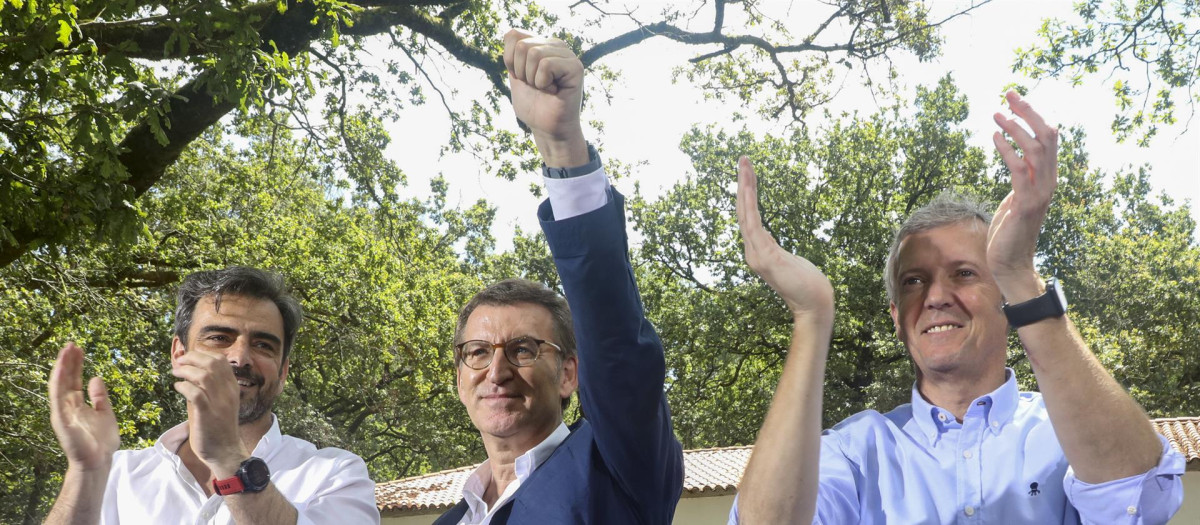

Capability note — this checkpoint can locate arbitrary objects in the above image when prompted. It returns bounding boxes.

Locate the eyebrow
[197,325,283,347]
[899,259,981,273]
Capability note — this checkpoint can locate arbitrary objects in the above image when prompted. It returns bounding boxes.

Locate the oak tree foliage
[1,0,989,268]
[1015,0,1200,145]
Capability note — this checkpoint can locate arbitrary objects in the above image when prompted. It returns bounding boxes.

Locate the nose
[924,276,954,310]
[225,338,253,368]
[485,347,515,384]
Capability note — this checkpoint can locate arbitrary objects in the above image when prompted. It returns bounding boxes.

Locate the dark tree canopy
[1,0,990,268]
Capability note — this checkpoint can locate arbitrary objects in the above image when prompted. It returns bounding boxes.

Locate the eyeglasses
[454,336,562,370]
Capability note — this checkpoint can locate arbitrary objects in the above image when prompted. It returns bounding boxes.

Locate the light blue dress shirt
[728,369,1185,524]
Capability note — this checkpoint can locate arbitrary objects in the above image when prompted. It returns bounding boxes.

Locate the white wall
[1172,473,1199,524]
[673,494,736,525]
[381,510,442,525]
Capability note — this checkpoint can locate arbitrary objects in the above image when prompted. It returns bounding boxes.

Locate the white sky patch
[381,1,1199,252]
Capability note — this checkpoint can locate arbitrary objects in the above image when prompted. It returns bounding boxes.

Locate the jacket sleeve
[539,189,685,522]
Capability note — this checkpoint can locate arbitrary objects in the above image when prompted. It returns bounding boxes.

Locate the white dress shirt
[458,422,571,525]
[99,414,379,525]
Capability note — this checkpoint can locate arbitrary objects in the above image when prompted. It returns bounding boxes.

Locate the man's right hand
[736,156,835,320]
[49,342,120,472]
[502,28,589,168]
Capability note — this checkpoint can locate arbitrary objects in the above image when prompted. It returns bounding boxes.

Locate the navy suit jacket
[435,191,684,524]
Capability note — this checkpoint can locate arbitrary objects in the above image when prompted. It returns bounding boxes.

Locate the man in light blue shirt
[729,92,1185,524]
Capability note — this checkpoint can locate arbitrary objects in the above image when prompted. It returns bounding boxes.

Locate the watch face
[242,458,271,490]
[1052,279,1068,311]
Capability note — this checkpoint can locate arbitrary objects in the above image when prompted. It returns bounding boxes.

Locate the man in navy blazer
[433,30,684,524]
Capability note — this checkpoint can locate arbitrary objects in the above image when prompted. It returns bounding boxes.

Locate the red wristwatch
[212,457,270,495]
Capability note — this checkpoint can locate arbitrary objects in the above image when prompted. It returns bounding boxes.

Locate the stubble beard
[234,367,275,425]
[238,389,274,425]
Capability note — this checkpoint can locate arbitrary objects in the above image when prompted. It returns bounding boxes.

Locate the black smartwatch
[542,143,601,179]
[212,457,271,495]
[1002,277,1068,328]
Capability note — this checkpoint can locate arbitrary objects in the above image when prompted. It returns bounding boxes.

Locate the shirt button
[938,413,947,421]
[964,505,975,516]
[1127,506,1137,515]
[962,450,973,459]
[991,421,999,427]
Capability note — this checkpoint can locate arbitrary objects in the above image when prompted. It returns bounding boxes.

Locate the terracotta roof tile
[681,445,752,497]
[376,417,1199,514]
[1151,417,1200,470]
[376,463,478,514]
[374,445,752,515]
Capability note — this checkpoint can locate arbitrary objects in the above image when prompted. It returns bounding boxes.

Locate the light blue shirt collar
[909,368,1018,445]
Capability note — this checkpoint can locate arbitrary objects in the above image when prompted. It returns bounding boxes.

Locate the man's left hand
[988,90,1059,303]
[172,350,249,477]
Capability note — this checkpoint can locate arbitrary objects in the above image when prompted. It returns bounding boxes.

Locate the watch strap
[1003,278,1067,328]
[542,143,601,179]
[213,474,246,496]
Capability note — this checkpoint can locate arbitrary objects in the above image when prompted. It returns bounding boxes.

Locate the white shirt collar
[460,422,571,524]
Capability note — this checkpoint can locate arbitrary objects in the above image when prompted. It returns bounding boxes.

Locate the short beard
[233,366,274,425]
[238,392,273,425]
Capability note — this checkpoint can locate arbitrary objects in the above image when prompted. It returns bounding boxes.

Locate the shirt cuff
[543,165,610,221]
[1064,434,1185,524]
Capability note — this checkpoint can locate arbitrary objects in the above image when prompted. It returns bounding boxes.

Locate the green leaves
[1014,0,1200,146]
[55,18,71,47]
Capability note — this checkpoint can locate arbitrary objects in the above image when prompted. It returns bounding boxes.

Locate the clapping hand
[988,91,1059,301]
[736,157,834,320]
[48,343,120,472]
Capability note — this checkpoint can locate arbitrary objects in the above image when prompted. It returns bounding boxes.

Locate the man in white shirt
[44,266,379,525]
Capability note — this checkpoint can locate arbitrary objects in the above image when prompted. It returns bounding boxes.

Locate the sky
[383,1,1199,250]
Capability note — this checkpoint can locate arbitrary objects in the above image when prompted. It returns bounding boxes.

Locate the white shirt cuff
[543,166,610,221]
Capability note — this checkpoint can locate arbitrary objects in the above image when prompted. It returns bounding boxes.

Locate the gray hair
[454,278,576,412]
[173,267,304,367]
[884,192,993,303]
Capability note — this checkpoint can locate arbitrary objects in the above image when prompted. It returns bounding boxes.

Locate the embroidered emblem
[1028,482,1040,496]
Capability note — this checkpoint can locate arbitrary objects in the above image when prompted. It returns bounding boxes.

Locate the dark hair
[454,278,576,412]
[884,191,992,303]
[173,266,304,366]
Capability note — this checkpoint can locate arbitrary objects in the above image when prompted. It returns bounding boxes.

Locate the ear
[889,302,901,337]
[170,336,186,363]
[559,355,579,400]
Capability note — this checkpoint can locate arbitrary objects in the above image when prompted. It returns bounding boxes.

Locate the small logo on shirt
[1028,482,1040,496]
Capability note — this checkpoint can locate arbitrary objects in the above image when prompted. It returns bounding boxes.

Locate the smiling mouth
[236,379,259,387]
[923,324,961,334]
[481,393,520,401]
